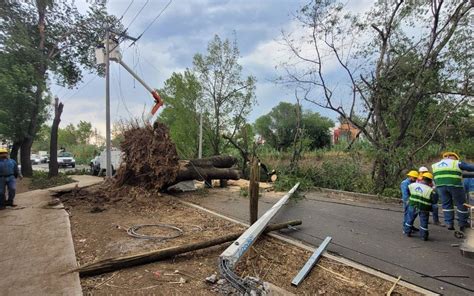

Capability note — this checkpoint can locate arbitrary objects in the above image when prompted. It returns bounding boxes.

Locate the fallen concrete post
[219,183,300,293]
[291,236,332,286]
[71,220,302,277]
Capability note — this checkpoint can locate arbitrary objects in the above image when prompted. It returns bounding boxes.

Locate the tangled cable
[126,223,183,240]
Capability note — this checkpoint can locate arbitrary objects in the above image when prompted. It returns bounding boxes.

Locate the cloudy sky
[51,0,373,135]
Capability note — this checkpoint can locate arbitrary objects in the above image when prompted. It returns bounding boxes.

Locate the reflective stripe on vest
[408,182,433,211]
[431,159,462,187]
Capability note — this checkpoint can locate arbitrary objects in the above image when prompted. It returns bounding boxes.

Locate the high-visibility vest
[408,182,434,211]
[432,159,462,187]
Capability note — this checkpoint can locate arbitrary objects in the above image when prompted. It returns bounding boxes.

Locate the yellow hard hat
[407,170,419,178]
[442,151,460,160]
[422,172,433,180]
[0,148,8,154]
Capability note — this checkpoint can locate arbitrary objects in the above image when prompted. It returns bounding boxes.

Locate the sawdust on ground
[61,185,420,295]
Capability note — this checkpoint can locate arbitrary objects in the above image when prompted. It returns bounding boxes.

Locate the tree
[0,1,122,176]
[0,51,49,161]
[158,70,207,159]
[193,35,256,155]
[282,0,473,191]
[49,97,63,177]
[254,102,333,151]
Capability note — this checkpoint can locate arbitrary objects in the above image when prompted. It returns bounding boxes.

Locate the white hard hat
[419,166,429,172]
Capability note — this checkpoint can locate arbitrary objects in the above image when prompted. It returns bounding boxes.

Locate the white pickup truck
[90,148,123,176]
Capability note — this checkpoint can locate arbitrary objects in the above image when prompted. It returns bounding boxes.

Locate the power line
[136,0,173,40]
[118,0,135,21]
[62,76,97,103]
[125,0,150,31]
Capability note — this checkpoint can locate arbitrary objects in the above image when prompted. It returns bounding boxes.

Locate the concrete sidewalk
[182,188,474,296]
[0,175,102,296]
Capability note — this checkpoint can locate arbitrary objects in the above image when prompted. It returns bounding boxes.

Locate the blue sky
[51,0,373,135]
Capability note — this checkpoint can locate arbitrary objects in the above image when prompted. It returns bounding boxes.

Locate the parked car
[89,156,100,176]
[39,155,49,163]
[39,151,49,163]
[30,154,41,165]
[90,148,122,176]
[58,151,76,168]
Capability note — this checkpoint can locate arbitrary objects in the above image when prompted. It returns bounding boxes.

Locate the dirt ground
[60,184,420,295]
[16,178,31,194]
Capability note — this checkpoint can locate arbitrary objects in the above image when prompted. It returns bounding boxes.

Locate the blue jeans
[436,186,468,227]
[402,199,409,227]
[0,176,16,207]
[404,206,429,240]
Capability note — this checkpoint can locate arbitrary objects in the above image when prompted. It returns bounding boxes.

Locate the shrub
[29,171,75,190]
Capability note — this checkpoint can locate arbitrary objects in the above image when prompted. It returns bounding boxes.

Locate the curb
[175,199,438,296]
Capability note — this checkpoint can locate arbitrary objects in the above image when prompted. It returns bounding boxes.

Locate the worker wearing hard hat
[401,170,420,231]
[0,148,20,210]
[403,172,437,241]
[432,152,474,232]
[418,166,440,226]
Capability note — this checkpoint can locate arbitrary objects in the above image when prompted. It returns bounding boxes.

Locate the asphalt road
[184,190,474,295]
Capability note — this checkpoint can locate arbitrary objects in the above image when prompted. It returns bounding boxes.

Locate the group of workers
[401,151,474,241]
[0,148,20,210]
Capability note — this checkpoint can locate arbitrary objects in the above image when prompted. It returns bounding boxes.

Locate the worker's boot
[0,205,5,210]
[6,201,17,207]
[447,225,455,230]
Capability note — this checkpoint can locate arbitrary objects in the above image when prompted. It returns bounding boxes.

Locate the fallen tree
[114,122,240,190]
[72,220,302,277]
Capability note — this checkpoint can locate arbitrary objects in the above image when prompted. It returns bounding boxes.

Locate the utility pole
[198,112,203,159]
[101,29,139,178]
[105,29,112,178]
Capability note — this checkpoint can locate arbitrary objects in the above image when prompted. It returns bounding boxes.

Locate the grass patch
[29,171,75,190]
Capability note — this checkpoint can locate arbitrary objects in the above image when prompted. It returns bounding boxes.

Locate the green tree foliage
[283,0,473,191]
[0,1,122,175]
[0,52,49,159]
[193,35,256,155]
[158,70,210,159]
[255,102,333,151]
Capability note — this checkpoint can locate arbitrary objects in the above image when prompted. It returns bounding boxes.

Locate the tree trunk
[20,139,33,177]
[10,141,20,162]
[373,154,389,194]
[174,165,240,183]
[49,98,64,178]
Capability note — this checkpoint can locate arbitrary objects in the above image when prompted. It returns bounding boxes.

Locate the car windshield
[58,152,73,157]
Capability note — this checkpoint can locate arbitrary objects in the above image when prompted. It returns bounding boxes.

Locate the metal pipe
[291,236,332,286]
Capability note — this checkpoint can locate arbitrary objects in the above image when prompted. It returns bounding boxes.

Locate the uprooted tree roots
[113,121,241,192]
[115,122,180,190]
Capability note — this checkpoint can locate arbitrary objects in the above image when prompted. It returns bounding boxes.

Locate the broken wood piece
[386,275,401,296]
[291,236,332,286]
[72,220,302,277]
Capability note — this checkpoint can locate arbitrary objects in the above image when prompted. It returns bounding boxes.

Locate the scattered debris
[205,274,217,284]
[72,220,301,277]
[291,236,332,286]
